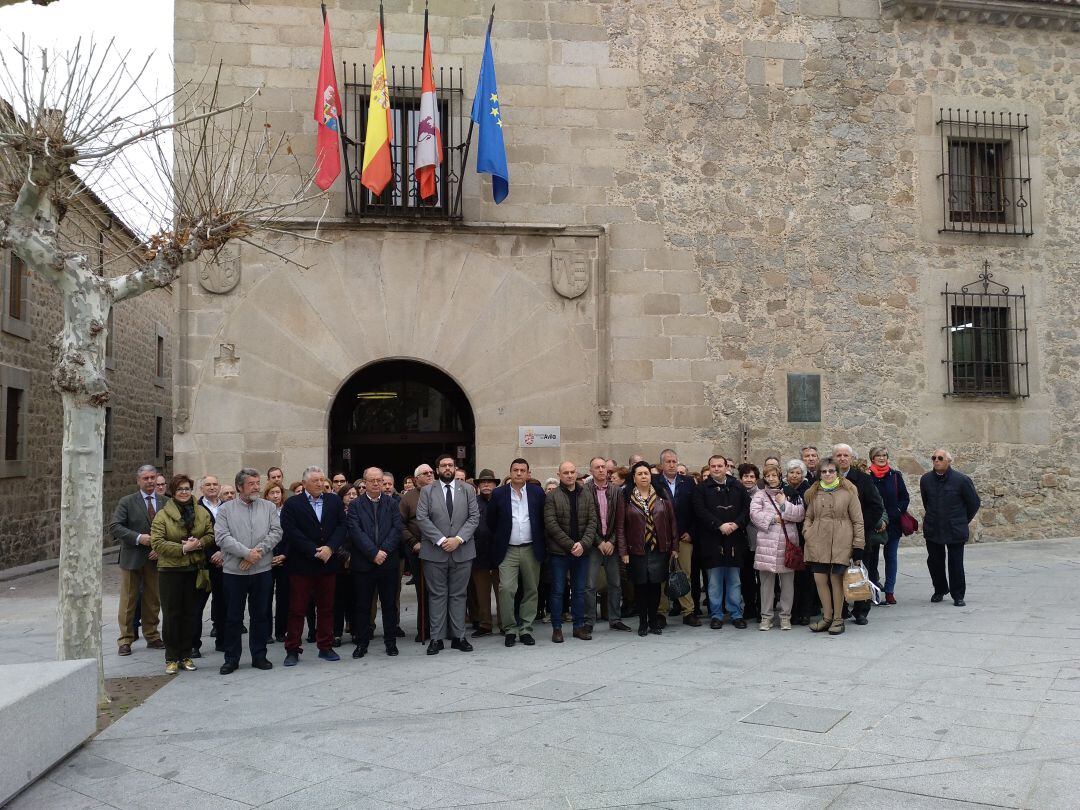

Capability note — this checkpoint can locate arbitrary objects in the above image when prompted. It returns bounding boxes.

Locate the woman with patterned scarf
[616,461,679,636]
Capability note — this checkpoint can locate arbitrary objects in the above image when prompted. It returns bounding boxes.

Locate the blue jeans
[548,553,588,630]
[706,566,743,620]
[884,537,900,592]
[223,571,272,665]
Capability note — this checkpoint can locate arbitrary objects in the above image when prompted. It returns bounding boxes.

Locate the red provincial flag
[414,5,442,202]
[313,7,342,191]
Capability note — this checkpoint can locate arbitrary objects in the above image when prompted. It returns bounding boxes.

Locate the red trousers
[285,573,336,653]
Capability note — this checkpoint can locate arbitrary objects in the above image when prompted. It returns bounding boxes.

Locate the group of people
[109,443,981,673]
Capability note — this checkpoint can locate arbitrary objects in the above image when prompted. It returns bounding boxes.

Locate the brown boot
[551,629,564,643]
[572,627,592,641]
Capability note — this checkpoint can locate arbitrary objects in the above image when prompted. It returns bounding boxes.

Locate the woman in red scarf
[868,446,910,604]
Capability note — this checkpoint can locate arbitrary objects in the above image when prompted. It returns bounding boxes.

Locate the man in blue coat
[280,466,346,667]
[348,466,405,657]
[654,449,701,626]
[486,458,546,647]
[920,449,981,607]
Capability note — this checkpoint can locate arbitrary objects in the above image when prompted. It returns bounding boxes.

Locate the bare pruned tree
[0,37,324,703]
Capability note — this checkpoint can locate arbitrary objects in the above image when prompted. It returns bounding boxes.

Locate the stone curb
[0,546,121,583]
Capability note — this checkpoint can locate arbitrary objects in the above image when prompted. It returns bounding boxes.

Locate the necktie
[146,495,156,521]
[445,484,454,521]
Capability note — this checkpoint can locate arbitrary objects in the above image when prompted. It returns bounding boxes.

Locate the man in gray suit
[110,464,167,656]
[416,453,480,655]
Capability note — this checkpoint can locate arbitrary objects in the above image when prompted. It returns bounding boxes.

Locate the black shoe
[451,638,474,652]
[609,621,632,632]
[284,652,299,667]
[306,633,316,643]
[931,591,949,603]
[472,628,492,638]
[241,624,248,634]
[275,635,286,643]
[219,661,238,675]
[638,625,648,637]
[520,633,535,646]
[953,599,966,607]
[189,648,202,659]
[656,614,667,629]
[266,637,275,645]
[333,636,342,647]
[414,633,423,643]
[395,626,406,638]
[854,616,869,626]
[386,643,399,656]
[710,618,723,630]
[405,578,416,586]
[426,640,442,655]
[251,658,273,670]
[352,645,368,659]
[209,627,217,638]
[504,634,517,647]
[668,605,681,617]
[732,618,747,629]
[683,614,701,627]
[649,626,662,635]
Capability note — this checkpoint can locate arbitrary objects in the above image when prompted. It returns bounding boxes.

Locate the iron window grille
[341,63,466,220]
[938,108,1032,236]
[942,261,1029,399]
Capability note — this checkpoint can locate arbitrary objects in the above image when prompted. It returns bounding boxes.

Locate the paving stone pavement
[3,538,1080,809]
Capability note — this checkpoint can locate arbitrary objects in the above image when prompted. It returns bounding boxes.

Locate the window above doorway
[341,64,467,221]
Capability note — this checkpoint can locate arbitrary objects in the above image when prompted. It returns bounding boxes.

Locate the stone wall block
[643,294,681,315]
[838,0,881,18]
[800,0,840,15]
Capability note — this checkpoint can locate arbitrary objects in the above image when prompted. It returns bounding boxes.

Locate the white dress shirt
[509,484,532,545]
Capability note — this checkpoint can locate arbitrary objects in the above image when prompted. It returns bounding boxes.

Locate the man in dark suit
[400,463,435,642]
[585,456,630,633]
[110,464,167,655]
[801,446,820,485]
[833,444,885,625]
[416,454,480,654]
[347,466,404,658]
[487,458,546,647]
[194,474,226,655]
[653,449,701,627]
[470,469,502,638]
[280,466,346,666]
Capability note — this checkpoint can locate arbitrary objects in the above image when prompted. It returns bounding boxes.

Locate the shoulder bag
[766,491,804,571]
[893,474,919,536]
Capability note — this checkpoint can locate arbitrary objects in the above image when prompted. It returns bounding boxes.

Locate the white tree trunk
[53,256,112,706]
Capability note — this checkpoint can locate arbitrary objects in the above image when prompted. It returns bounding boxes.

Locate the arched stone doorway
[328,360,475,485]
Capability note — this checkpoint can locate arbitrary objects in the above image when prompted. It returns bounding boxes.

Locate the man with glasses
[400,463,435,642]
[416,454,480,654]
[920,449,980,607]
[110,464,166,656]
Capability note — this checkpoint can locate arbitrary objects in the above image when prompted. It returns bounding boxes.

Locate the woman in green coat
[151,474,215,674]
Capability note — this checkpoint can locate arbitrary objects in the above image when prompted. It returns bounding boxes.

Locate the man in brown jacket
[400,463,434,642]
[543,461,598,642]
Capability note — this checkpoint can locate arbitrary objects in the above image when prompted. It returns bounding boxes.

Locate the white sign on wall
[518,426,560,448]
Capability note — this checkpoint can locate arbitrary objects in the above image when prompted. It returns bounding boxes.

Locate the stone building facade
[174,0,1079,541]
[0,183,173,568]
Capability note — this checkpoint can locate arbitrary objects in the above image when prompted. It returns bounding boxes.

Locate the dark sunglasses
[932,455,947,461]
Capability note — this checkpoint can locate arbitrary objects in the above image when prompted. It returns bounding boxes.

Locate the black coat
[843,468,885,540]
[920,468,980,544]
[346,494,404,571]
[870,469,911,543]
[486,482,547,565]
[691,476,750,568]
[279,492,345,575]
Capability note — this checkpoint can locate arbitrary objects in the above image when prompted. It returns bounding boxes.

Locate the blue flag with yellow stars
[470,25,509,203]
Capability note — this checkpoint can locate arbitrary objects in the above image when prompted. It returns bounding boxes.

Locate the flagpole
[454,4,494,218]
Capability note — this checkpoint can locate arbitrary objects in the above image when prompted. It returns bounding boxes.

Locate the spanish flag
[361,5,393,196]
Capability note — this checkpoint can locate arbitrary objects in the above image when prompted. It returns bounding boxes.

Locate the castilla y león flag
[414,4,443,202]
[312,6,342,191]
[361,7,393,196]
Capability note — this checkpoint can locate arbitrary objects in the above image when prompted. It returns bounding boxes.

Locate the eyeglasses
[820,469,837,476]
[175,487,192,493]
[332,478,346,484]
[932,455,947,461]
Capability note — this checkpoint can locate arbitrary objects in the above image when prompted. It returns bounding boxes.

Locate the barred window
[342,64,466,220]
[0,364,29,477]
[942,263,1029,399]
[938,109,1032,236]
[2,251,31,340]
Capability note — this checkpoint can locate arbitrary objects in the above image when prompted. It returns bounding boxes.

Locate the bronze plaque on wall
[787,373,821,423]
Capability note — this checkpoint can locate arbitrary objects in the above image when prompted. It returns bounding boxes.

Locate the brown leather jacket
[615,488,678,557]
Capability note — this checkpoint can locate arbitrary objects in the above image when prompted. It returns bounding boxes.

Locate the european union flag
[470,23,509,203]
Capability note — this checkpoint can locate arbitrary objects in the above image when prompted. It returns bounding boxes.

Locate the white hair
[136,464,157,478]
[786,459,808,475]
[414,463,432,477]
[302,465,324,482]
[933,448,954,463]
[832,443,853,456]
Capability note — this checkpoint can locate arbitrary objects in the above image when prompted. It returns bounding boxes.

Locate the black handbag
[666,558,690,601]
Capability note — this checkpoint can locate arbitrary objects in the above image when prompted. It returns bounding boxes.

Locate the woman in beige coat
[802,458,865,635]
